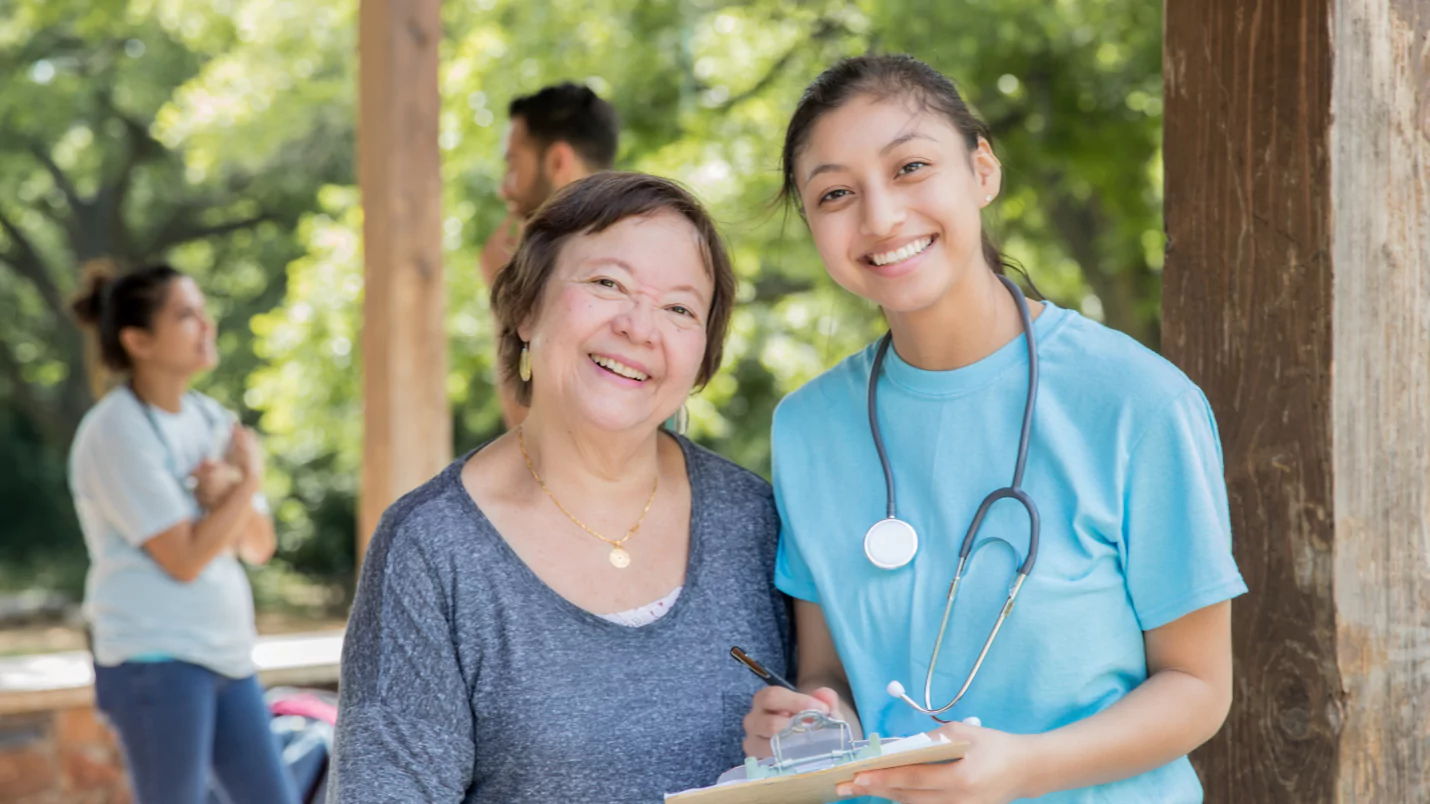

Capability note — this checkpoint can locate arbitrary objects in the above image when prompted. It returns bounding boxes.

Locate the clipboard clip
[741,710,884,781]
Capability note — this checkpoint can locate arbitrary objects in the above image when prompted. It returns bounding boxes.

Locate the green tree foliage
[1,0,1164,596]
[0,0,353,583]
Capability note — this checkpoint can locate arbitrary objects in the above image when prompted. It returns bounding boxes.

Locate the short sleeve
[76,423,193,548]
[329,514,475,802]
[1122,388,1248,630]
[771,414,820,603]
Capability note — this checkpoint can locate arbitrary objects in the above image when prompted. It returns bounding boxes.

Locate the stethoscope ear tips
[886,680,906,699]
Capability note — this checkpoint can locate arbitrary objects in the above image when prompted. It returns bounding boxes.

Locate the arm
[235,510,277,565]
[840,601,1233,803]
[171,425,277,572]
[329,517,474,802]
[189,469,277,566]
[1020,600,1232,794]
[743,600,863,757]
[143,472,262,583]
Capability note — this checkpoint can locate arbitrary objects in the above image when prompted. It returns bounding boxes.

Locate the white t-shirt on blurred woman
[69,387,265,678]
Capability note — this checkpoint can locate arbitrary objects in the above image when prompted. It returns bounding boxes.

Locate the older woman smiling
[329,173,792,804]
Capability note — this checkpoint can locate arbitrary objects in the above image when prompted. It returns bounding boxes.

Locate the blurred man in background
[480,82,620,427]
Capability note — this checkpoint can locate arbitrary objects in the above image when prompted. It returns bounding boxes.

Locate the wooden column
[357,0,450,558]
[1164,0,1430,799]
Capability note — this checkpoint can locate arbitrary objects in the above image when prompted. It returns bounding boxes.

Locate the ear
[544,141,583,187]
[516,309,538,345]
[971,137,1003,206]
[118,326,152,363]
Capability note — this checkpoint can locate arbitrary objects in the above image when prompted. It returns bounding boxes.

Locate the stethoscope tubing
[868,273,1043,720]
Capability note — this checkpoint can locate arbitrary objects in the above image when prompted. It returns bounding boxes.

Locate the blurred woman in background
[69,264,297,804]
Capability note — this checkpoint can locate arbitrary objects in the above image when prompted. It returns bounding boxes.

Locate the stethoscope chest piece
[864,517,919,570]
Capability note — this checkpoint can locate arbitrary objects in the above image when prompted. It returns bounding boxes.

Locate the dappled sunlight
[1,0,1164,630]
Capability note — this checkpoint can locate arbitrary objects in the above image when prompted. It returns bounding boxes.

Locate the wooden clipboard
[664,738,967,804]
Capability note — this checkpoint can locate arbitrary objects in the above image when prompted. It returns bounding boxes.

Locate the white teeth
[590,355,648,381]
[870,237,933,266]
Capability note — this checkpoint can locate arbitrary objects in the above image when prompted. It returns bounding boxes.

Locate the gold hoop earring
[518,343,532,382]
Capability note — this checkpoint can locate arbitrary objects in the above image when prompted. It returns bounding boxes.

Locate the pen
[729,646,797,691]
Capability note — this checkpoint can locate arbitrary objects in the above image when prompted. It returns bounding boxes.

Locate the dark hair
[509,82,620,171]
[491,172,735,407]
[71,263,184,372]
[779,54,1033,285]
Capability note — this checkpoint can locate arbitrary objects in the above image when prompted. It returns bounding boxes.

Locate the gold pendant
[608,547,631,569]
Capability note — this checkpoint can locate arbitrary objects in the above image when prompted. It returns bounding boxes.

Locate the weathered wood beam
[1164,0,1430,799]
[356,0,450,560]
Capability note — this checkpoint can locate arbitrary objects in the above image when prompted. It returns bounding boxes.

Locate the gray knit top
[329,436,793,803]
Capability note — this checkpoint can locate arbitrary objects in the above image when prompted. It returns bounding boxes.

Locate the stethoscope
[862,273,1041,723]
[128,384,224,493]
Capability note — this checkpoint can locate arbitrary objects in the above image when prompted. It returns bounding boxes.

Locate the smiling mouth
[865,235,936,267]
[590,354,649,382]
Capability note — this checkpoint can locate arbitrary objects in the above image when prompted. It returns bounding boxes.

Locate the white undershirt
[597,585,684,628]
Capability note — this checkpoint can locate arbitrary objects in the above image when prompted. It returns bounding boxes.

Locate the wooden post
[1164,0,1430,799]
[356,0,450,559]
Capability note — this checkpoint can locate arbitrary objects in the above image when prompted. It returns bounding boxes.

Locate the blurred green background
[0,0,1165,633]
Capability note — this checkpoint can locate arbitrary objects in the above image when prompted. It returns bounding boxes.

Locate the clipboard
[665,710,967,804]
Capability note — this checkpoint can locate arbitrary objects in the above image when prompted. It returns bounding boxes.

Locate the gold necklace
[517,426,658,569]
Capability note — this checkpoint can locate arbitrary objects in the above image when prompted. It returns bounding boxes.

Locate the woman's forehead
[165,277,204,307]
[561,212,712,287]
[801,96,959,169]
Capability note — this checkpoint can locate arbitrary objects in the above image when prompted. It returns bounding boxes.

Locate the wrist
[237,470,262,496]
[1015,731,1056,799]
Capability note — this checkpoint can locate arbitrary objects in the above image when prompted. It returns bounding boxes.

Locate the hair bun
[70,260,117,326]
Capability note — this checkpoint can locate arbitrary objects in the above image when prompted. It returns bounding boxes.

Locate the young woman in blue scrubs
[741,55,1246,803]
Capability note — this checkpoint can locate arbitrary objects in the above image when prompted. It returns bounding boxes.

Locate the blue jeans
[94,660,300,804]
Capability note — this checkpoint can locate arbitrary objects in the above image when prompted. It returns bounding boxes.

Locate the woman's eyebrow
[578,256,635,274]
[802,132,939,187]
[880,131,938,155]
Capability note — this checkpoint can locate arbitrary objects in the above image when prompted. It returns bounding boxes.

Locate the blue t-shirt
[69,387,264,678]
[772,301,1246,803]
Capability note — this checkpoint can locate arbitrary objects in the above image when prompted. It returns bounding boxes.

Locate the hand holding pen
[731,646,851,759]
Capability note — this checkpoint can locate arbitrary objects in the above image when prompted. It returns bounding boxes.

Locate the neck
[886,265,1038,371]
[129,368,188,413]
[517,407,661,498]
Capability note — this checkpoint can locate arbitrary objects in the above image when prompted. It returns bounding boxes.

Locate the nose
[613,296,657,345]
[859,184,905,239]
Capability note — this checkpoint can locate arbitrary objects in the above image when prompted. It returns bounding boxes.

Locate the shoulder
[363,460,480,580]
[681,436,772,505]
[680,436,779,536]
[70,389,152,460]
[1043,306,1201,412]
[772,342,877,440]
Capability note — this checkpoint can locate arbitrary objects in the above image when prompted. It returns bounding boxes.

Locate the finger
[751,685,830,716]
[741,733,772,759]
[934,719,982,743]
[745,712,794,741]
[837,782,944,804]
[840,765,958,800]
[808,687,842,713]
[855,764,951,791]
